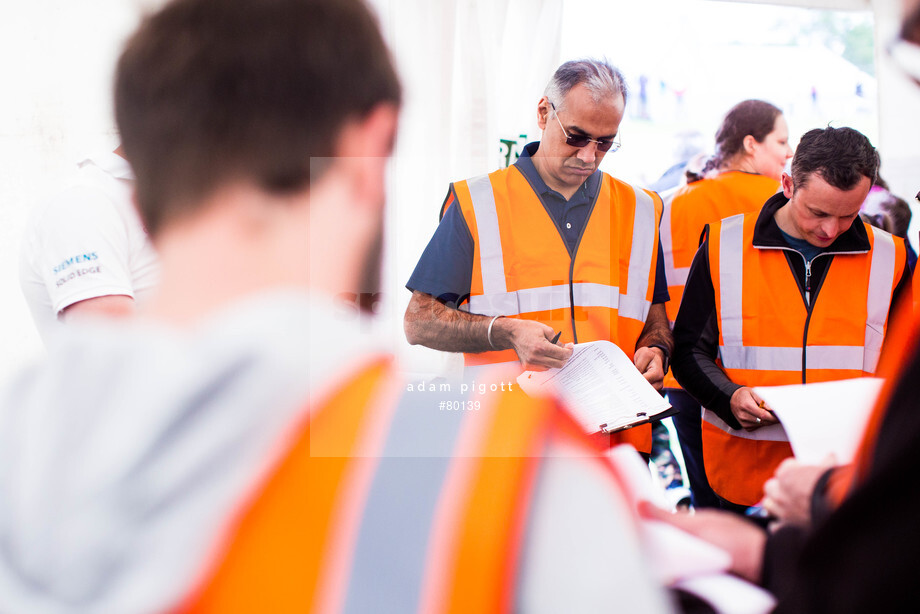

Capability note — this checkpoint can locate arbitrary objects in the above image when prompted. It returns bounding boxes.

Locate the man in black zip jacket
[647,6,920,611]
[671,126,911,512]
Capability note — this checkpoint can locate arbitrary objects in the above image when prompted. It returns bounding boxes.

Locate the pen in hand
[550,331,562,345]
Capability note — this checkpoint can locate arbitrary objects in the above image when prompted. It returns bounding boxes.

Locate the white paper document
[606,446,731,582]
[606,445,775,613]
[674,574,776,614]
[753,377,884,465]
[516,340,671,434]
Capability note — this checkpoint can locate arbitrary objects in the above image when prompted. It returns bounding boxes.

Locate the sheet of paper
[606,445,732,583]
[606,444,669,507]
[641,522,733,585]
[673,573,776,614]
[753,377,884,465]
[516,341,670,434]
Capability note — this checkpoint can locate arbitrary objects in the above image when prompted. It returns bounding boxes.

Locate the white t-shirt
[19,152,160,343]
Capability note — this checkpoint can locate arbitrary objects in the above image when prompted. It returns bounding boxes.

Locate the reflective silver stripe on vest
[719,344,866,371]
[659,196,690,288]
[341,384,471,614]
[702,408,789,442]
[468,282,626,317]
[625,184,656,323]
[468,284,572,317]
[466,176,653,324]
[468,173,507,296]
[864,227,896,373]
[573,281,619,309]
[717,214,746,348]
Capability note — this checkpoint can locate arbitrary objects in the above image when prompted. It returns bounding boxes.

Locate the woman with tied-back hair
[659,99,794,510]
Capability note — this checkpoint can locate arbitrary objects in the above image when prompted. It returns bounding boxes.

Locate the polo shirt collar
[78,151,135,181]
[514,141,601,202]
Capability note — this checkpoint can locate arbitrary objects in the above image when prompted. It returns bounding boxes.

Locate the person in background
[0,1,673,612]
[19,146,159,343]
[859,177,917,269]
[404,59,673,456]
[672,126,910,514]
[660,99,792,509]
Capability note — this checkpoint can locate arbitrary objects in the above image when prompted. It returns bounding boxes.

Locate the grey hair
[544,59,628,111]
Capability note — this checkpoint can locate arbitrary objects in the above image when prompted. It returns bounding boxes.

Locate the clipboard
[600,405,680,433]
[517,340,674,436]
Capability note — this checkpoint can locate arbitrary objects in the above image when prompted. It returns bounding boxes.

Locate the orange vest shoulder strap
[419,383,555,613]
[175,356,394,614]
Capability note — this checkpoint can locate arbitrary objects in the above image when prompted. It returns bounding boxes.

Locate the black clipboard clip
[598,405,681,434]
[599,412,647,434]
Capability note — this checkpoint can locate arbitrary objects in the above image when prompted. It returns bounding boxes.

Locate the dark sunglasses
[550,102,621,153]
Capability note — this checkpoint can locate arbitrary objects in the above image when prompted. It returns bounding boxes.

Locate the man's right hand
[494,318,572,371]
[762,456,837,528]
[729,386,779,431]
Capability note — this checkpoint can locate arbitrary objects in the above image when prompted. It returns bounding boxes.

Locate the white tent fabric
[370,0,563,379]
[0,0,917,384]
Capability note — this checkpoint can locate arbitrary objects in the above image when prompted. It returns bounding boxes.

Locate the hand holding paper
[753,377,883,464]
[516,341,671,434]
[761,455,836,527]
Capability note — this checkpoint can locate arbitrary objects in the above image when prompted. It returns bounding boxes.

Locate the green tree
[842,21,875,76]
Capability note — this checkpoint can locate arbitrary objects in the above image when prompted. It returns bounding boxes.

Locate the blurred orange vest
[702,213,904,506]
[176,359,624,613]
[660,171,779,388]
[448,166,662,452]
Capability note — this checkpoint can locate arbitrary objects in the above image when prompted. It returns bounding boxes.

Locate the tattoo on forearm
[405,292,493,353]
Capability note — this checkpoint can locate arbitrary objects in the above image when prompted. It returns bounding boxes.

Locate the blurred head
[534,59,627,193]
[709,99,792,180]
[889,0,920,85]
[115,0,401,238]
[779,127,878,248]
[903,0,920,45]
[862,191,913,238]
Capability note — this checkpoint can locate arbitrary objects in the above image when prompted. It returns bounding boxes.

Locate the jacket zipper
[803,258,812,306]
[753,246,860,383]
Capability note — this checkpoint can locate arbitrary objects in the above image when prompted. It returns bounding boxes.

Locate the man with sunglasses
[405,59,672,454]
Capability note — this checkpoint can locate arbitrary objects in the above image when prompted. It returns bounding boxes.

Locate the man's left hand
[639,501,767,583]
[634,346,665,391]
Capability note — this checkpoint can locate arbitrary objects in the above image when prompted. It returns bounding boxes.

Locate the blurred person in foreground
[0,0,672,612]
[660,99,793,510]
[650,8,920,599]
[672,126,910,514]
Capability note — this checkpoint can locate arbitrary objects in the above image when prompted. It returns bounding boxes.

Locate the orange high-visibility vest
[913,259,920,313]
[825,289,918,507]
[176,359,625,613]
[702,213,905,506]
[449,166,662,452]
[660,171,779,388]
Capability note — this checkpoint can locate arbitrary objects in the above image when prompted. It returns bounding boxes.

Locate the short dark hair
[790,127,879,191]
[706,99,782,172]
[115,0,401,236]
